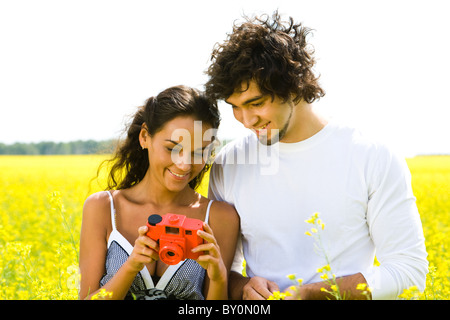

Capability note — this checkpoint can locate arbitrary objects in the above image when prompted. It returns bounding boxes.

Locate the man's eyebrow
[225,95,264,106]
[243,95,264,105]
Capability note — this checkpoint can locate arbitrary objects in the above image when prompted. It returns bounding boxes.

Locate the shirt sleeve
[230,236,245,274]
[208,161,225,202]
[361,146,428,299]
[208,152,245,275]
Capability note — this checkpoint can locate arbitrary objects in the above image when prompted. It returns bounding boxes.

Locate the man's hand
[282,273,371,300]
[242,276,280,300]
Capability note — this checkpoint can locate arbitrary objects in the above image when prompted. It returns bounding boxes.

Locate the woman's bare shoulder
[84,191,111,210]
[208,199,239,225]
[82,191,114,225]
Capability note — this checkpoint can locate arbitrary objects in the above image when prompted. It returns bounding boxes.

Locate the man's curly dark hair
[205,11,325,104]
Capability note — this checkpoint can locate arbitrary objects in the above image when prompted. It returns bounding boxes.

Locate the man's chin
[256,134,280,146]
[255,130,281,146]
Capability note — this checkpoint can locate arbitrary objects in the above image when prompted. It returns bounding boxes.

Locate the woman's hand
[192,223,227,283]
[125,225,160,274]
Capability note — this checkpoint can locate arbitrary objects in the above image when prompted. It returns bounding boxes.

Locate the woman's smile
[167,168,190,180]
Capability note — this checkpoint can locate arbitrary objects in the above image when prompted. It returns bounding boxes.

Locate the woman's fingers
[197,223,217,243]
[134,225,160,260]
[196,253,219,265]
[192,223,221,256]
[138,225,148,236]
[192,241,220,257]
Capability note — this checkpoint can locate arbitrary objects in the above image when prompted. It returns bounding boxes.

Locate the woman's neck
[123,170,197,209]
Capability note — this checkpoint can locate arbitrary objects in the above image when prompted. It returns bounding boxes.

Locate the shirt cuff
[361,266,398,300]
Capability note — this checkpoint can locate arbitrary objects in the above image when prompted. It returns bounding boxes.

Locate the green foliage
[0,140,115,155]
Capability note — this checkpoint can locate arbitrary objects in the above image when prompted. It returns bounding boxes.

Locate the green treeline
[0,140,116,155]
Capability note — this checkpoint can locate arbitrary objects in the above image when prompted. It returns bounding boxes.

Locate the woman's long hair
[97,85,220,191]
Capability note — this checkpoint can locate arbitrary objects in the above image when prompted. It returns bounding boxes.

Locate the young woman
[79,85,239,300]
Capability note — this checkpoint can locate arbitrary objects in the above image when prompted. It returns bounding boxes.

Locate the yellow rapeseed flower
[91,289,113,300]
[356,283,366,290]
[1,155,449,300]
[398,286,420,300]
[267,290,289,300]
[287,274,297,281]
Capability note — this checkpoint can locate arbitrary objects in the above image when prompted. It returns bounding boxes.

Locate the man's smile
[254,122,270,134]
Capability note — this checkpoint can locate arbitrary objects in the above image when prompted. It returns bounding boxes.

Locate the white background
[1,0,449,157]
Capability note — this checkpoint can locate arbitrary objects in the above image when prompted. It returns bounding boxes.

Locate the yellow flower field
[0,154,449,299]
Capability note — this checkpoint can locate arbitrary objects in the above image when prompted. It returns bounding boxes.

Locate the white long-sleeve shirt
[208,121,428,299]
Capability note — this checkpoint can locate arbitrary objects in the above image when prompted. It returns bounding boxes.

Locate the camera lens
[160,244,184,265]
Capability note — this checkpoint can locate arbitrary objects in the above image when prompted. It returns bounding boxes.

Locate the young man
[205,12,428,300]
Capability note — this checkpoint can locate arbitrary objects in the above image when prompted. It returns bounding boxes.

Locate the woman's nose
[174,152,192,171]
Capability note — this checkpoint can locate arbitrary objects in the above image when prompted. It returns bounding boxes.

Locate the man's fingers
[243,277,278,300]
[254,284,276,300]
[243,286,269,300]
[267,280,280,294]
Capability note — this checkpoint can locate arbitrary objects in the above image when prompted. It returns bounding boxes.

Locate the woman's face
[141,115,215,192]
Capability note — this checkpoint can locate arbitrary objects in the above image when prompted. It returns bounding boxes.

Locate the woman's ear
[139,123,150,150]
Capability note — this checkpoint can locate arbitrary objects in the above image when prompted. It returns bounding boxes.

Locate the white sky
[1,0,449,157]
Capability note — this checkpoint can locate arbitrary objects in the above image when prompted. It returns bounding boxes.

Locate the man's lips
[254,122,270,133]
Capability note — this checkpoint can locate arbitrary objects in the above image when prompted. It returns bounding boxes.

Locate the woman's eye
[191,148,204,157]
[167,146,182,153]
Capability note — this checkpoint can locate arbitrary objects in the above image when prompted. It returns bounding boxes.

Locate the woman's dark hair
[99,85,220,191]
[205,11,325,104]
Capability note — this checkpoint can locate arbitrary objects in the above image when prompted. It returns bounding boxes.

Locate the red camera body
[146,213,204,265]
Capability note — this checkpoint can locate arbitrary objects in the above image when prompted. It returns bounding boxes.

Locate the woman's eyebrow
[165,140,209,150]
[165,139,180,145]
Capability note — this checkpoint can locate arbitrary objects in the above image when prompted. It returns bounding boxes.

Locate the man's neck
[280,101,328,143]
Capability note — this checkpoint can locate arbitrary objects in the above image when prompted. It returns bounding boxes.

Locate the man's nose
[234,108,258,129]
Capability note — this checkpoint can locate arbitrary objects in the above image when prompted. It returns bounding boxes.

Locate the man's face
[225,80,295,145]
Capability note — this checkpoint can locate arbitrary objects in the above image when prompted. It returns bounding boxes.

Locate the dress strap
[105,191,117,231]
[204,200,213,224]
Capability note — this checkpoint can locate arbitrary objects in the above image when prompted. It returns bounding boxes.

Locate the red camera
[146,214,204,265]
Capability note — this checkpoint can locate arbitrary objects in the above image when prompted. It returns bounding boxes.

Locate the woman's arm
[195,201,239,300]
[79,192,111,299]
[79,193,159,300]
